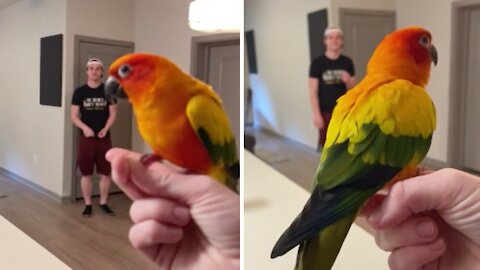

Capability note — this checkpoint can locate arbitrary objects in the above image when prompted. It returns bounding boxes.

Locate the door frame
[190,33,240,80]
[449,0,480,169]
[71,35,134,202]
[339,8,396,21]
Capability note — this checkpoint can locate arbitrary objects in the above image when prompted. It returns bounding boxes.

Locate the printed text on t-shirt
[83,97,107,110]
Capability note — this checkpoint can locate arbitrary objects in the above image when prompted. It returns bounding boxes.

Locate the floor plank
[0,172,159,270]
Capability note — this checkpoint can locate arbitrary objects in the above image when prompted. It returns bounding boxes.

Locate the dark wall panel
[245,30,258,74]
[308,9,328,61]
[40,34,63,107]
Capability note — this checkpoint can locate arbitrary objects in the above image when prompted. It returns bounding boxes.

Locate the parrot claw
[139,154,163,167]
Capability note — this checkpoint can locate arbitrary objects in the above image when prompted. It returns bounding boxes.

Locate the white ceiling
[0,0,22,9]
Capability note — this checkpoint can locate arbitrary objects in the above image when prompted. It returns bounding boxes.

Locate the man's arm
[340,71,356,90]
[344,58,356,90]
[98,104,117,138]
[103,104,117,131]
[71,105,94,137]
[346,75,356,90]
[309,78,324,129]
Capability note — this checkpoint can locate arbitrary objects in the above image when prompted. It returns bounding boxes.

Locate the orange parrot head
[105,53,183,105]
[367,26,438,86]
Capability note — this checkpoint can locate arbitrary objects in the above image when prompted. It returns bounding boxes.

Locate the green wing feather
[186,94,238,173]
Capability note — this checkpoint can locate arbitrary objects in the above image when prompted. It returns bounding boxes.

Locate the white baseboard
[0,167,69,204]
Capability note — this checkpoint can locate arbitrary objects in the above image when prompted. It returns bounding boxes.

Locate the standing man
[309,27,356,150]
[71,58,117,217]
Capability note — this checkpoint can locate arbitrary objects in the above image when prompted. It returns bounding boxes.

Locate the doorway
[191,34,240,150]
[450,1,480,172]
[72,36,134,200]
[339,9,395,81]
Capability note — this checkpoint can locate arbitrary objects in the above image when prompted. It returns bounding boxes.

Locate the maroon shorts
[77,135,112,176]
[318,112,333,150]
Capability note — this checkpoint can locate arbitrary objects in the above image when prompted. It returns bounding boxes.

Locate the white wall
[62,0,135,196]
[0,0,66,196]
[395,0,458,162]
[132,0,210,152]
[245,0,331,149]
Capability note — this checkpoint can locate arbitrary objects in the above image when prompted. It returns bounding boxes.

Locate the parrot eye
[118,64,132,79]
[419,35,430,47]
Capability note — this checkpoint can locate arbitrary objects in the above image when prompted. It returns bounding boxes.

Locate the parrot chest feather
[134,104,212,173]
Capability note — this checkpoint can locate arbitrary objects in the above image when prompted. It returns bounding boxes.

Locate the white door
[74,39,133,199]
[463,6,480,172]
[340,9,395,81]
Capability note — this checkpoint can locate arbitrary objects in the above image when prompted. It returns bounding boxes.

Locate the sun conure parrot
[271,26,438,270]
[104,53,239,192]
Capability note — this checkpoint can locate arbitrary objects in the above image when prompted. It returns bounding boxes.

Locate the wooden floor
[246,127,320,191]
[0,173,159,270]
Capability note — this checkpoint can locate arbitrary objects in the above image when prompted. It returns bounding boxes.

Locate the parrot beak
[105,76,127,100]
[430,44,438,66]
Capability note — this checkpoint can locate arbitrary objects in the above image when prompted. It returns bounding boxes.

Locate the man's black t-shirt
[309,55,355,113]
[72,83,115,136]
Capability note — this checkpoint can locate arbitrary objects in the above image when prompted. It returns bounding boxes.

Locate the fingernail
[173,206,190,222]
[429,238,445,250]
[415,220,435,237]
[368,208,383,224]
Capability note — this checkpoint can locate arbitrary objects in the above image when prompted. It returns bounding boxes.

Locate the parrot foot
[139,154,163,167]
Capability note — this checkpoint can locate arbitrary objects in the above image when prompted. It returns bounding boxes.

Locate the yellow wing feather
[326,79,436,149]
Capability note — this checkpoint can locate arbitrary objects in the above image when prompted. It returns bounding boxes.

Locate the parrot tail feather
[271,186,375,258]
[227,162,240,179]
[295,214,355,270]
[271,165,400,258]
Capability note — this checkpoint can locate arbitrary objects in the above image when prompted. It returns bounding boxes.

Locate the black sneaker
[100,204,115,216]
[82,205,92,218]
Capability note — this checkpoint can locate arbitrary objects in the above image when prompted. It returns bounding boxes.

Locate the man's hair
[86,58,104,70]
[324,27,343,37]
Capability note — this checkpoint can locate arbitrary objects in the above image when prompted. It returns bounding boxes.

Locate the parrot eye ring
[118,64,132,79]
[419,35,430,47]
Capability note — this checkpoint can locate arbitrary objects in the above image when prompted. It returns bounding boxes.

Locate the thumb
[368,169,475,228]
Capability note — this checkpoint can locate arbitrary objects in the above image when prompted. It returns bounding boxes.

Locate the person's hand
[313,113,325,129]
[340,71,352,84]
[361,168,480,270]
[82,126,95,137]
[98,128,108,138]
[106,148,240,270]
